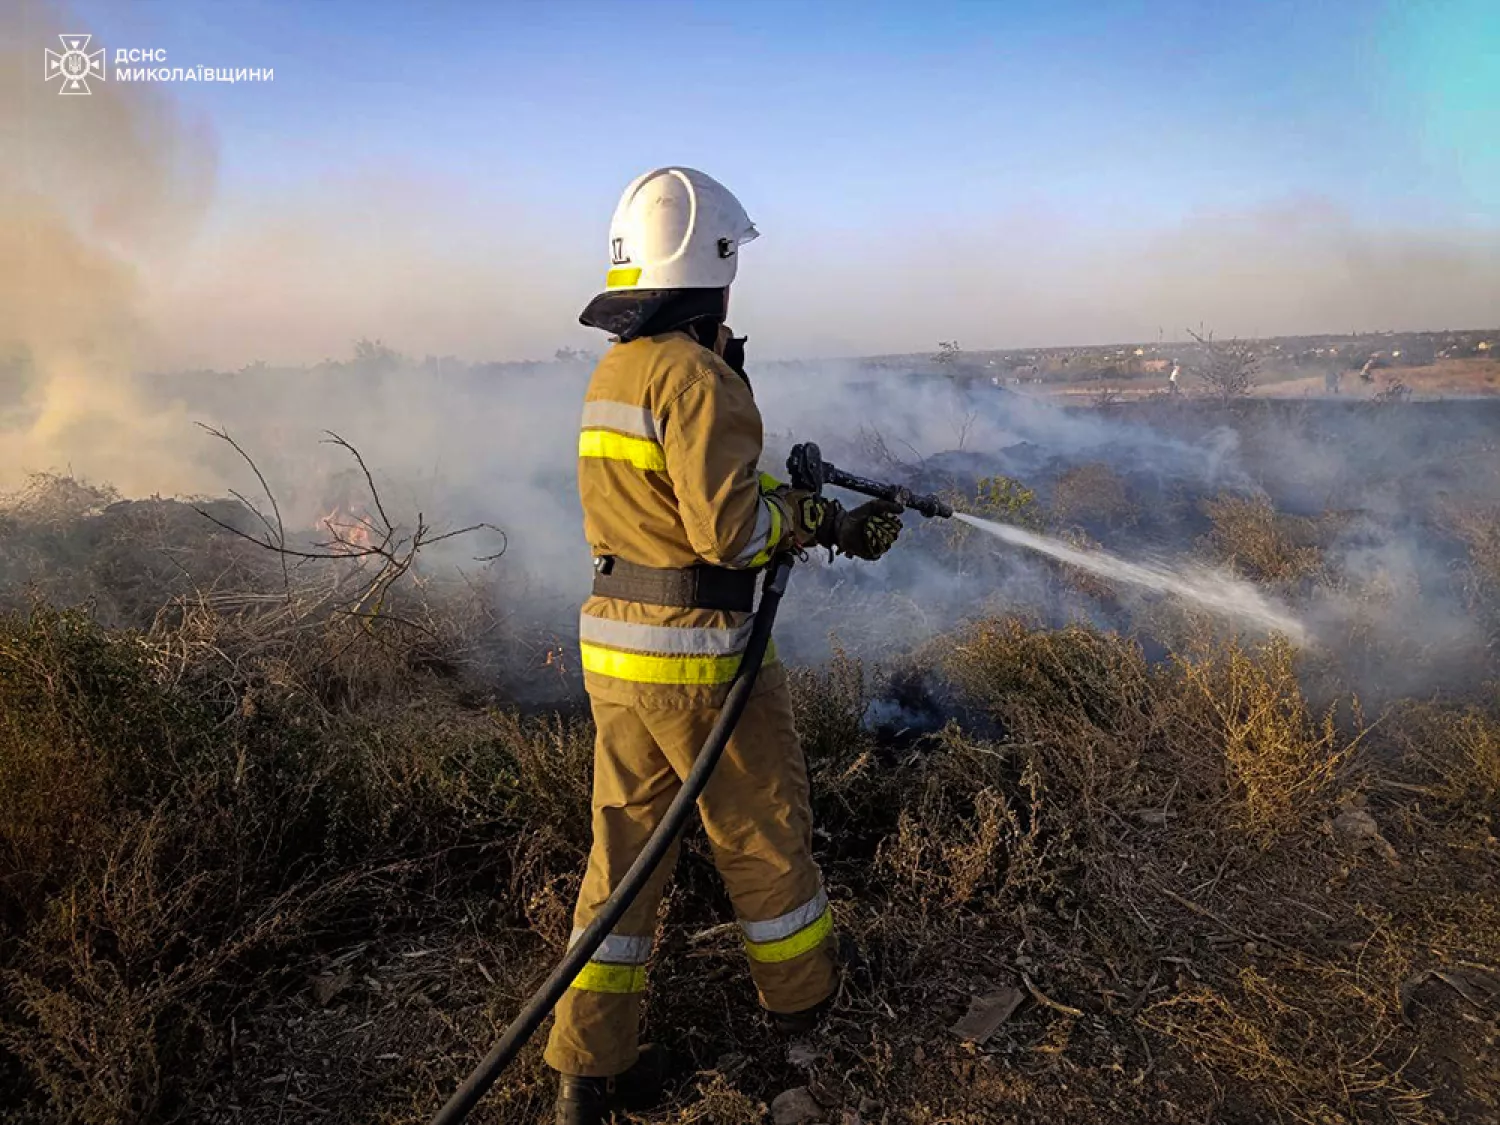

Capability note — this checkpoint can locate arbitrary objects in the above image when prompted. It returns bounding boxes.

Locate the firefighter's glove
[835,499,904,561]
[781,489,841,550]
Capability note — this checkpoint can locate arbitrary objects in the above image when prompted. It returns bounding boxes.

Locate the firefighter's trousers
[543,680,836,1078]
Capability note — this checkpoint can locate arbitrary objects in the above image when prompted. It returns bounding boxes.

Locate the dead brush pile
[1,474,1497,1124]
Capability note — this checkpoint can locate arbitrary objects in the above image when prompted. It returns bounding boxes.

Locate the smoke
[3,3,1496,709]
[63,348,1481,709]
[1,0,218,496]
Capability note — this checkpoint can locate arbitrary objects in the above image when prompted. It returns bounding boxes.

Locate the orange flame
[319,506,377,554]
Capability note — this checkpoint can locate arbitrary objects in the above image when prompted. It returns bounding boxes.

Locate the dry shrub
[1449,505,1500,592]
[1051,462,1135,530]
[788,649,870,763]
[941,475,1046,557]
[1170,635,1359,844]
[0,608,220,923]
[944,618,1154,803]
[876,736,1053,910]
[1188,331,1260,401]
[1204,493,1323,583]
[0,600,593,1122]
[1444,502,1500,651]
[674,1073,765,1124]
[945,618,1358,847]
[1054,527,1121,602]
[0,476,267,630]
[1385,699,1500,805]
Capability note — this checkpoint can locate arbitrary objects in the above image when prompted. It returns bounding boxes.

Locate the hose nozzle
[787,442,954,519]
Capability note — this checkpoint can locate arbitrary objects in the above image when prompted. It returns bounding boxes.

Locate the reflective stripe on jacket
[577,329,793,707]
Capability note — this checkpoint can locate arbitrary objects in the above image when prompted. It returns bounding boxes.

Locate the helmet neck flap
[578,286,726,344]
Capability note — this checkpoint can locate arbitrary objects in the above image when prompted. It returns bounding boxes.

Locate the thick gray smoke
[21,347,1475,710]
[2,0,218,496]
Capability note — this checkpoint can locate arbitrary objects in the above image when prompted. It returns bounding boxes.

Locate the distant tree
[1186,329,1259,403]
[935,340,963,366]
[351,338,403,375]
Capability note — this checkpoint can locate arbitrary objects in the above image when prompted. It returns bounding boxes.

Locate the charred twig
[1157,886,1296,955]
[1021,972,1084,1018]
[320,431,392,537]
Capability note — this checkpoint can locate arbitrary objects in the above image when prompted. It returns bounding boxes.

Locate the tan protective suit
[544,328,836,1078]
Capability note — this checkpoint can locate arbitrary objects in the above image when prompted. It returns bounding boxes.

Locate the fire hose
[429,445,951,1124]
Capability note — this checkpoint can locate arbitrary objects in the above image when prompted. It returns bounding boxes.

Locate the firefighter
[546,168,903,1124]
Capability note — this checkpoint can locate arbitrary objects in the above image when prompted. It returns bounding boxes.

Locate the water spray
[953,515,1307,642]
[788,442,1303,642]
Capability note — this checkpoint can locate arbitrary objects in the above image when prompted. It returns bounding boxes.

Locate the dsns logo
[45,34,106,95]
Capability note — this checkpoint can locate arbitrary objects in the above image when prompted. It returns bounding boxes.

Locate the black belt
[591,556,758,613]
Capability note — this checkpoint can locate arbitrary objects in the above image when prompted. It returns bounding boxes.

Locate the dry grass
[1384,699,1500,806]
[2,473,1498,1124]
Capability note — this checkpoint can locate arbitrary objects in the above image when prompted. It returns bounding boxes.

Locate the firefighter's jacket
[576,328,796,708]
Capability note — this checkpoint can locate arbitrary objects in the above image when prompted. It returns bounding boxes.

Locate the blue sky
[29,0,1500,360]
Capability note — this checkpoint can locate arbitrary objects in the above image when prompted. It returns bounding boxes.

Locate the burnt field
[1,383,1498,1124]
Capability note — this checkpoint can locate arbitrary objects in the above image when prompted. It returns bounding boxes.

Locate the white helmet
[603,167,759,292]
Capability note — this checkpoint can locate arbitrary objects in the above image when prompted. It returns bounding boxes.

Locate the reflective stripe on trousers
[567,928,651,994]
[741,889,834,963]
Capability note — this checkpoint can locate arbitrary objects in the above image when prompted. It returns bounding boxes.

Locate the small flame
[319,506,377,554]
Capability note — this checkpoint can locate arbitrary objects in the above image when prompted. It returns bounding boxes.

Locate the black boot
[768,995,833,1038]
[553,1074,611,1125]
[553,1045,668,1125]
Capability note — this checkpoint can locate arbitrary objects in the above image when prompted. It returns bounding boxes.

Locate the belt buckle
[593,556,614,576]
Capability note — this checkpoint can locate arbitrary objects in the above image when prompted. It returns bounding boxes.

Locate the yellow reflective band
[747,499,783,568]
[758,471,784,493]
[580,400,661,442]
[581,641,779,685]
[579,614,752,656]
[743,906,834,964]
[578,429,667,472]
[570,961,647,994]
[606,267,643,288]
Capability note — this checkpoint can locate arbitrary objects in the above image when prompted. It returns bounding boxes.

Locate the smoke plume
[2,0,217,496]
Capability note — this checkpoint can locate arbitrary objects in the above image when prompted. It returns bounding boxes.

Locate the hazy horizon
[6,0,1499,372]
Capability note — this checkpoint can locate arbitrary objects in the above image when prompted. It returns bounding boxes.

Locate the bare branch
[320,431,392,534]
[199,423,291,591]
